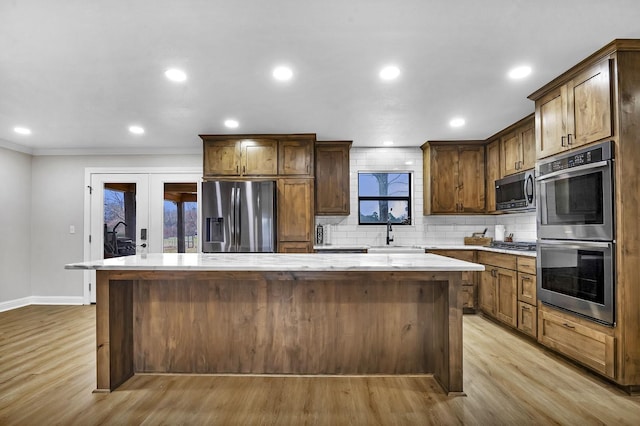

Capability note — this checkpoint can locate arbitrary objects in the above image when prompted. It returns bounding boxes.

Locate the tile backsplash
[315,147,537,246]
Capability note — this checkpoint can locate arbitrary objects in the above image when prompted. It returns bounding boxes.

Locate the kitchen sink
[367,246,425,254]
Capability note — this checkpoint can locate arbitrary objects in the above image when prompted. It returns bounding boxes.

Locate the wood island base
[96,269,464,394]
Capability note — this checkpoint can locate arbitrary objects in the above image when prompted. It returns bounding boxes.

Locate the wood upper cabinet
[424,142,485,214]
[315,141,351,215]
[279,139,314,176]
[535,58,612,159]
[485,138,501,213]
[277,178,313,251]
[203,138,278,176]
[501,117,535,176]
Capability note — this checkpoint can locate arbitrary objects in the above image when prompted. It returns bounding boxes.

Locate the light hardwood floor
[1,305,639,425]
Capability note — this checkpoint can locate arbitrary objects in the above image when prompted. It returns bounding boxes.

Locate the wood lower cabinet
[315,141,351,215]
[279,241,313,253]
[428,250,477,313]
[479,252,536,332]
[533,58,612,160]
[278,179,314,252]
[422,142,485,214]
[517,301,537,338]
[538,306,615,379]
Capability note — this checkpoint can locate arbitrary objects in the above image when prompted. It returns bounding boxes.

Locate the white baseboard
[0,296,85,312]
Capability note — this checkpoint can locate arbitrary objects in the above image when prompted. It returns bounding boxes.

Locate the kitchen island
[66,253,484,394]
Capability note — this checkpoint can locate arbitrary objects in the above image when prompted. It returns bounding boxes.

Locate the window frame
[357,171,412,225]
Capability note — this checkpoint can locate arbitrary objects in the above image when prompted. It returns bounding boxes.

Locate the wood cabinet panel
[458,146,486,213]
[315,141,351,215]
[538,308,615,379]
[517,272,536,305]
[535,59,612,159]
[203,140,240,176]
[501,118,536,176]
[479,269,495,316]
[567,59,612,148]
[485,139,501,213]
[495,268,517,327]
[430,145,459,213]
[517,256,536,275]
[502,132,520,176]
[517,301,537,338]
[279,140,313,176]
[428,250,477,312]
[477,251,517,270]
[241,139,278,175]
[279,241,313,253]
[425,143,485,214]
[202,138,278,176]
[278,179,313,248]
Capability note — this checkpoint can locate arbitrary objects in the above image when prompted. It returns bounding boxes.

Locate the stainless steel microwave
[495,170,535,212]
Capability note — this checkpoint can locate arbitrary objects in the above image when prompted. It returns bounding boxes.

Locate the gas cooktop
[489,241,537,251]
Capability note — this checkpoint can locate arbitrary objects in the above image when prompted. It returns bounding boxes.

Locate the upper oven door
[537,160,614,241]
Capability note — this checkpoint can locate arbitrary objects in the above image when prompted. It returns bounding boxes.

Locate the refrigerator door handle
[235,184,241,252]
[230,186,237,251]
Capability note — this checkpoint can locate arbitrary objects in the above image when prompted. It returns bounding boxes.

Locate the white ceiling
[2,0,640,155]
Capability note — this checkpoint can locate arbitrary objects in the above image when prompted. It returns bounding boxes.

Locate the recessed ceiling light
[14,126,31,135]
[128,125,145,135]
[379,65,400,81]
[273,66,293,81]
[165,68,187,82]
[449,118,465,128]
[508,65,532,79]
[224,119,239,129]
[383,140,394,146]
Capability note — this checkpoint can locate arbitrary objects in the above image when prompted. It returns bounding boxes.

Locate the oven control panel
[538,141,613,176]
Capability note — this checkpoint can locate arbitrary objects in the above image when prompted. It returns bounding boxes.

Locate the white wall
[29,154,200,300]
[0,147,32,307]
[316,146,537,246]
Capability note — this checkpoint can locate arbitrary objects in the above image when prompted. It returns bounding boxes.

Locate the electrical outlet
[69,225,76,234]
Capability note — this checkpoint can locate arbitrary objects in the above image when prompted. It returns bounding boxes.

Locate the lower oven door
[537,239,614,326]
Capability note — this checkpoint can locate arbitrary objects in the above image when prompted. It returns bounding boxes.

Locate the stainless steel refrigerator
[202,180,276,252]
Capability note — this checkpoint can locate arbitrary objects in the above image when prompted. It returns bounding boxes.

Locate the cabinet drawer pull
[521,305,530,311]
[562,323,575,329]
[522,276,532,281]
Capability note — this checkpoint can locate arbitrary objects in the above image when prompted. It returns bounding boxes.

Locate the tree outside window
[358,172,411,225]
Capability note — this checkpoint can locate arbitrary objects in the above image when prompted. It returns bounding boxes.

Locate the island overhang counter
[66,252,484,394]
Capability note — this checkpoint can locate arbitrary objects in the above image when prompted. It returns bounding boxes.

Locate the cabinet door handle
[236,165,239,174]
[567,133,573,145]
[521,305,530,311]
[243,165,246,174]
[522,276,532,281]
[561,136,567,147]
[562,323,576,329]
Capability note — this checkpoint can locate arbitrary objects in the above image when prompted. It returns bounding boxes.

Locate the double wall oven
[536,141,615,325]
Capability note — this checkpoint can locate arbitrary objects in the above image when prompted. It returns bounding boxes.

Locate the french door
[84,169,200,303]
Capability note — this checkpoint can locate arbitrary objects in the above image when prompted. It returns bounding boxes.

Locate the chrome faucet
[386,219,394,245]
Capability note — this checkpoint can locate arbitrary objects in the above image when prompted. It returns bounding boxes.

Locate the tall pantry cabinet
[528,39,640,392]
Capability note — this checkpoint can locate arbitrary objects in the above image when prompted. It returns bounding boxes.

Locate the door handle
[567,133,573,145]
[561,136,567,147]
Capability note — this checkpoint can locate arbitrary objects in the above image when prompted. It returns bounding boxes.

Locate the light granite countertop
[65,252,485,272]
[314,244,537,257]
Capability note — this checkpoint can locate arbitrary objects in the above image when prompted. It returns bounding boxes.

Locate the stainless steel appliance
[202,180,276,253]
[536,141,615,325]
[495,170,535,212]
[537,141,614,241]
[537,240,614,325]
